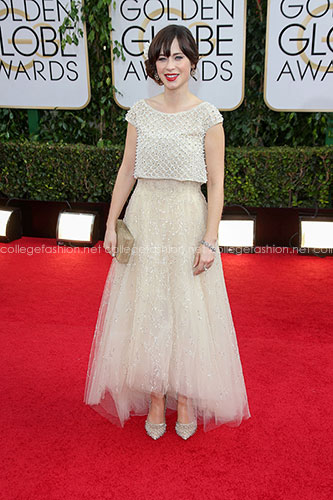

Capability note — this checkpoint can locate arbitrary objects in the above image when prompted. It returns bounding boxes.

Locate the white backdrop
[264,0,333,112]
[0,0,90,109]
[110,0,247,110]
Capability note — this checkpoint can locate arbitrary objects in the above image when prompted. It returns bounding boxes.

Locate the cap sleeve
[204,104,223,132]
[125,102,138,127]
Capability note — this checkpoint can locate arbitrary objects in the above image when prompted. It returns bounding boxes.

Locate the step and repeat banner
[264,0,333,112]
[109,0,247,110]
[0,0,90,109]
[0,0,331,112]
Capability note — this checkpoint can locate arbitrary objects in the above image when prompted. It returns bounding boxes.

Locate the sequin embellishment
[125,99,224,185]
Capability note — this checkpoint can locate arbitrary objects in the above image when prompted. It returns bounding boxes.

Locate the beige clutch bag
[115,219,134,264]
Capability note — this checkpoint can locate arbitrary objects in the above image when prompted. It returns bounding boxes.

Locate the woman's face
[155,37,193,88]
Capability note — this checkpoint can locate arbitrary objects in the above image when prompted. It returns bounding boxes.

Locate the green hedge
[0,141,332,208]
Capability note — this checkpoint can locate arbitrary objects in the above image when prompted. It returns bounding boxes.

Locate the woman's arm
[193,122,225,275]
[204,122,225,244]
[105,123,138,231]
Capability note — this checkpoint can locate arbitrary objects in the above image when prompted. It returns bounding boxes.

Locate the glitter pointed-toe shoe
[175,420,197,440]
[145,394,167,440]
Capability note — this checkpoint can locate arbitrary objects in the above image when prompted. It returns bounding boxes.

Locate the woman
[83,24,251,440]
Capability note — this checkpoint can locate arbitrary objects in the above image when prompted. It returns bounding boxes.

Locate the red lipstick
[165,74,179,81]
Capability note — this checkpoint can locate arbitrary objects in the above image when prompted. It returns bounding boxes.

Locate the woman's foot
[176,394,197,440]
[145,392,167,440]
[147,392,167,424]
[177,394,194,424]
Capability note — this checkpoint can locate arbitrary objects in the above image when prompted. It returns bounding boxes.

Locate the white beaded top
[125,99,223,185]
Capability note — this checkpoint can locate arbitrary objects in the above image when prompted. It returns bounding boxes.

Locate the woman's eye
[175,56,183,60]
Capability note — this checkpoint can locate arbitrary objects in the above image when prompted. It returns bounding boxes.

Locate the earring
[190,68,196,78]
[154,71,160,81]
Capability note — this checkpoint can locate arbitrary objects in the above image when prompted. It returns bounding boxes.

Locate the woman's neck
[160,88,198,108]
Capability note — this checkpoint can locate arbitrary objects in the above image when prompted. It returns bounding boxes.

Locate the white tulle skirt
[83,178,251,432]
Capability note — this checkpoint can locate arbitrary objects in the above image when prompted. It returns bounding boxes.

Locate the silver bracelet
[200,239,217,252]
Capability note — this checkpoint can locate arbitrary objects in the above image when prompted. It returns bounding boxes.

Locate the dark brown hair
[145,25,199,86]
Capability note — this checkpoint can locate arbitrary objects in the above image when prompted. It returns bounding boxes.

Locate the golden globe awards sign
[264,0,333,112]
[0,0,90,109]
[110,0,247,110]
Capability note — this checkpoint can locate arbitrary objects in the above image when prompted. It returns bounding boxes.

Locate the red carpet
[1,237,332,500]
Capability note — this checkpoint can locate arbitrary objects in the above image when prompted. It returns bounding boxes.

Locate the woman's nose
[165,58,176,71]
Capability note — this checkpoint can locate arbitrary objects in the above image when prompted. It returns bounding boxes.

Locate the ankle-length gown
[83,98,251,432]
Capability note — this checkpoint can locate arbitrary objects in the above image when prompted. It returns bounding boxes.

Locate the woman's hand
[192,242,216,275]
[103,226,117,257]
